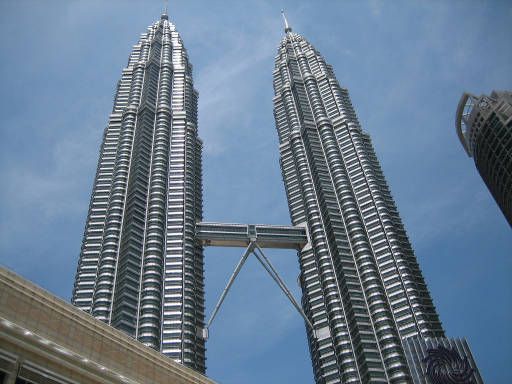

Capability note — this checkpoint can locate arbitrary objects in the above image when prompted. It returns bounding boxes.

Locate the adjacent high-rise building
[272,16,480,383]
[456,90,512,226]
[72,12,205,372]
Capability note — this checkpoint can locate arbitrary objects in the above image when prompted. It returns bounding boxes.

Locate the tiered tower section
[272,26,444,383]
[72,13,205,372]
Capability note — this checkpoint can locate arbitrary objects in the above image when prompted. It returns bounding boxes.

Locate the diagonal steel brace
[205,242,255,332]
[203,242,320,340]
[252,244,314,331]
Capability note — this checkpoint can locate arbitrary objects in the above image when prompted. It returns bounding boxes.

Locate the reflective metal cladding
[72,13,205,372]
[272,26,448,382]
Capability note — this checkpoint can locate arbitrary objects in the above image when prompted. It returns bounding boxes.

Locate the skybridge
[196,222,309,250]
[194,221,331,341]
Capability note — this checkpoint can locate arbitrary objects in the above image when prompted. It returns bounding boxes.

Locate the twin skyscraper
[72,11,482,384]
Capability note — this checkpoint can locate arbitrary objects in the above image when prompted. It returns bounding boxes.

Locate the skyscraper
[456,90,512,226]
[72,12,205,372]
[71,8,482,383]
[272,15,479,383]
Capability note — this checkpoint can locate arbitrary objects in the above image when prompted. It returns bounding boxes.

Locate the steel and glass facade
[72,13,205,372]
[71,10,483,383]
[272,26,445,383]
[456,90,512,226]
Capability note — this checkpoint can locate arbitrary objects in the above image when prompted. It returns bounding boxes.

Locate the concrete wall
[0,267,216,384]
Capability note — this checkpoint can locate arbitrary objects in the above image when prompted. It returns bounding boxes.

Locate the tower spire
[161,0,169,20]
[281,10,292,33]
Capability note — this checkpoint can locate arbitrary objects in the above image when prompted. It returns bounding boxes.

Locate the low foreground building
[0,267,215,384]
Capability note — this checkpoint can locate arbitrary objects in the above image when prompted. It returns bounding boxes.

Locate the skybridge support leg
[202,242,255,339]
[202,242,327,341]
[252,244,315,332]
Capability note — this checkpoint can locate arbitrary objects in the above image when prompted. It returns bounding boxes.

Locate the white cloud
[195,26,280,155]
[368,0,383,17]
[0,111,102,247]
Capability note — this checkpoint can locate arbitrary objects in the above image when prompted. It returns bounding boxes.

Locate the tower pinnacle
[161,0,169,20]
[281,10,292,33]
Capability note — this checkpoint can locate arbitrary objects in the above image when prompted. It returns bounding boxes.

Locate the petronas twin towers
[72,10,481,384]
[273,28,444,383]
[73,13,205,371]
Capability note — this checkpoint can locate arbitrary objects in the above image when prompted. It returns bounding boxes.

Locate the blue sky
[0,0,511,383]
